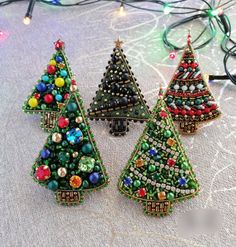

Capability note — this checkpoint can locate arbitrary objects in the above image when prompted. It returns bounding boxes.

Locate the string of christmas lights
[0,0,235,85]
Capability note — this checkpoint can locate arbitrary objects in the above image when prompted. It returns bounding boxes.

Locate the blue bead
[36,82,47,92]
[124,177,132,186]
[41,149,51,159]
[55,55,63,63]
[42,75,49,82]
[60,70,67,77]
[67,102,77,112]
[179,177,187,186]
[148,148,157,156]
[47,84,54,90]
[89,172,100,184]
[55,94,62,102]
[47,180,58,191]
[66,128,83,145]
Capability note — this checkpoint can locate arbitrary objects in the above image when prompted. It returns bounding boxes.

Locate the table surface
[0,1,236,247]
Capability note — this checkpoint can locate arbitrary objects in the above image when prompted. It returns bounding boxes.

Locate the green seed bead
[148,164,156,172]
[133,180,141,187]
[141,142,149,151]
[94,165,101,172]
[52,90,57,95]
[167,97,173,104]
[188,180,197,189]
[164,130,172,138]
[82,180,89,188]
[175,99,182,106]
[79,123,86,130]
[41,104,47,110]
[181,162,189,170]
[195,98,202,105]
[167,192,175,201]
[62,141,68,147]
[50,164,57,170]
[47,180,58,191]
[69,163,75,169]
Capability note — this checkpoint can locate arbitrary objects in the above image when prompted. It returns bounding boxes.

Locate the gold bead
[70,85,77,92]
[52,133,62,143]
[158,191,166,201]
[72,152,79,158]
[57,167,67,177]
[75,116,83,124]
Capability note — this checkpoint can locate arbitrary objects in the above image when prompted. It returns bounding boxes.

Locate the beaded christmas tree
[163,33,221,134]
[88,39,150,136]
[32,89,109,205]
[118,89,199,216]
[23,40,75,132]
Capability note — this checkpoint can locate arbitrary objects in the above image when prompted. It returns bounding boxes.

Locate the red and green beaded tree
[88,39,150,136]
[118,89,200,216]
[32,89,109,205]
[163,33,221,134]
[23,40,75,132]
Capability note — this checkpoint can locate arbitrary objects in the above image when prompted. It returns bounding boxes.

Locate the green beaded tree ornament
[32,90,109,205]
[163,33,221,134]
[23,40,74,132]
[88,39,150,136]
[118,88,200,216]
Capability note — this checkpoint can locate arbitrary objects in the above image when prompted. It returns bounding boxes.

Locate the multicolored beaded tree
[32,90,109,205]
[88,39,150,136]
[23,40,75,131]
[118,89,200,216]
[163,33,221,134]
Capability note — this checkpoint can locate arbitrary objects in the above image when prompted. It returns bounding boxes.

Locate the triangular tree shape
[88,39,150,136]
[23,40,75,131]
[118,89,199,216]
[163,33,221,134]
[32,90,109,205]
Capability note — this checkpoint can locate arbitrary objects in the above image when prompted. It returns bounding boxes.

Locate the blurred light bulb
[0,31,3,36]
[169,51,176,60]
[23,16,31,25]
[163,4,171,15]
[118,3,126,16]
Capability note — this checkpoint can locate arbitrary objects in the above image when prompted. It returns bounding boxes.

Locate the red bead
[35,165,51,181]
[196,110,202,116]
[169,51,176,60]
[71,79,76,85]
[204,108,211,114]
[211,104,217,110]
[138,188,146,197]
[58,116,69,128]
[44,94,54,104]
[181,110,187,116]
[182,63,188,69]
[160,110,168,118]
[47,65,56,75]
[174,109,179,115]
[191,63,198,69]
[64,93,70,100]
[188,110,195,116]
[34,93,40,99]
[55,40,65,50]
[167,158,176,167]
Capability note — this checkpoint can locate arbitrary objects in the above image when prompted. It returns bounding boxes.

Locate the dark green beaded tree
[32,90,109,205]
[118,89,200,216]
[163,33,221,134]
[88,39,150,136]
[23,40,74,132]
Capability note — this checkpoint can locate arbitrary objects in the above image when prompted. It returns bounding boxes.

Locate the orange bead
[69,175,82,189]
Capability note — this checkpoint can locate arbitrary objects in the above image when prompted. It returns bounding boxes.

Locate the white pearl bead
[174,84,180,90]
[197,84,203,89]
[189,85,195,91]
[182,85,188,91]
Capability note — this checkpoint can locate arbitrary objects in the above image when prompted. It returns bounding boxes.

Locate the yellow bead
[49,59,57,66]
[55,78,65,87]
[28,97,38,108]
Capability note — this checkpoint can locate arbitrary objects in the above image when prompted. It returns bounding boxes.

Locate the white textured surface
[0,1,236,247]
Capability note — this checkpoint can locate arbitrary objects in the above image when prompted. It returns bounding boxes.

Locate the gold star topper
[115,38,123,48]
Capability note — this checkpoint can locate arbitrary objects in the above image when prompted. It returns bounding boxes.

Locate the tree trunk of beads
[42,112,58,131]
[145,201,172,216]
[179,121,198,134]
[109,118,128,136]
[56,190,81,205]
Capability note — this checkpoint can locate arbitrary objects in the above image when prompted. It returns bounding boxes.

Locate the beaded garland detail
[22,40,74,132]
[87,39,150,136]
[118,90,200,216]
[163,34,221,134]
[32,91,109,205]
